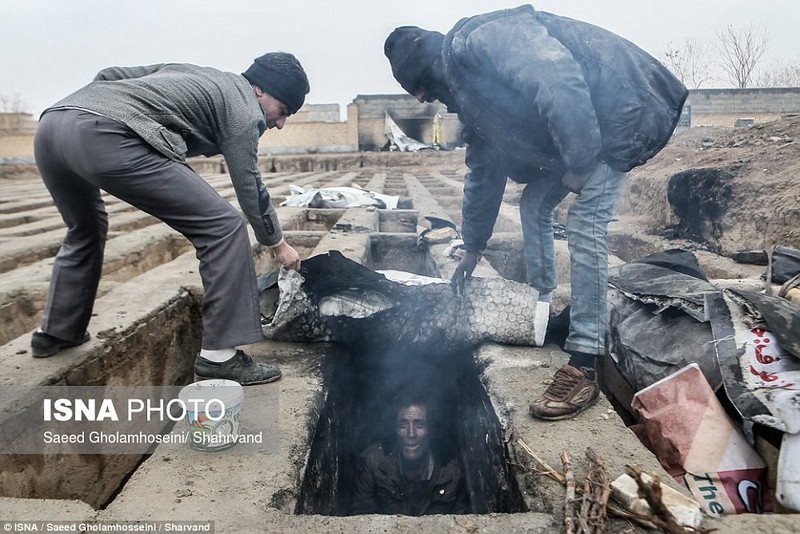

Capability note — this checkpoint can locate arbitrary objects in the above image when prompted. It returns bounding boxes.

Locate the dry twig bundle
[578,447,610,533]
[561,449,576,534]
[517,439,713,534]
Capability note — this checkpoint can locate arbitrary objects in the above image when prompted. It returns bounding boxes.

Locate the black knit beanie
[242,52,310,114]
[384,26,445,94]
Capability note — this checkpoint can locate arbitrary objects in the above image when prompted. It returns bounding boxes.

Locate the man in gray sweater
[31,52,309,385]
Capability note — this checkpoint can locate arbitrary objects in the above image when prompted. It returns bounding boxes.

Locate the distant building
[290,104,341,123]
[4,89,800,159]
[262,96,463,155]
[349,94,463,152]
[0,112,38,159]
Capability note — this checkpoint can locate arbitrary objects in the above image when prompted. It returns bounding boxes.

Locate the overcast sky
[1,0,798,118]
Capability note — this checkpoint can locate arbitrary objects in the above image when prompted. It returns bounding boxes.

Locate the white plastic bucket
[178,379,244,452]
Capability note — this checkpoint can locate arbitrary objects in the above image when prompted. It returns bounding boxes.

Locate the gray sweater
[45,63,283,247]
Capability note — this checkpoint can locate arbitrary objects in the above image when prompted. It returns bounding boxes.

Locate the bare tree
[0,94,34,135]
[715,24,769,88]
[753,58,800,88]
[663,38,714,89]
[0,93,30,113]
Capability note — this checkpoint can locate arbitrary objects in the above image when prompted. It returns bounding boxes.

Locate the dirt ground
[618,114,800,254]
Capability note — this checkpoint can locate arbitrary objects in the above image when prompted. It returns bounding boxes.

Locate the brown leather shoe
[529,364,599,420]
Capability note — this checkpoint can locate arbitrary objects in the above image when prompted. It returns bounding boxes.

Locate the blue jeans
[520,164,625,356]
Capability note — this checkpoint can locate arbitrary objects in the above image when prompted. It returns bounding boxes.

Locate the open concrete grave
[1,152,797,532]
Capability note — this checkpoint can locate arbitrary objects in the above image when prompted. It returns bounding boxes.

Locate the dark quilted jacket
[443,5,688,251]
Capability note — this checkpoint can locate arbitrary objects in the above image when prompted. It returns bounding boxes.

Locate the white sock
[538,291,552,303]
[533,301,550,347]
[199,348,237,362]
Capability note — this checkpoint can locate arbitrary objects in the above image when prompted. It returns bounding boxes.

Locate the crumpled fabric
[258,250,548,348]
[607,248,800,438]
[280,184,399,210]
[607,249,722,390]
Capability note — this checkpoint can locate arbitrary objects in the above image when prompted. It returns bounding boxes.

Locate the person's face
[395,404,431,463]
[410,60,455,109]
[409,64,440,104]
[254,87,290,130]
[414,89,436,104]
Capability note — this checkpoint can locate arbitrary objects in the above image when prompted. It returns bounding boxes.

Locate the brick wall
[0,113,37,158]
[685,87,800,128]
[260,121,356,154]
[256,103,358,154]
[0,135,34,159]
[290,104,340,123]
[0,113,37,134]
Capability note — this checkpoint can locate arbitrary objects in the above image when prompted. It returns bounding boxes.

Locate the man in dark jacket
[385,5,688,420]
[31,52,309,385]
[351,398,469,515]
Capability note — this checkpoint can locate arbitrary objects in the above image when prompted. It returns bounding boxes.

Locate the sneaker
[529,364,599,420]
[194,349,282,386]
[31,330,90,358]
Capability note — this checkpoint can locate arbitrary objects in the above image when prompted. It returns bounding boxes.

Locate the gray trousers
[34,109,263,350]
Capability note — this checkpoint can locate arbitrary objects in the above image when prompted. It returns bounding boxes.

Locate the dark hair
[390,393,433,424]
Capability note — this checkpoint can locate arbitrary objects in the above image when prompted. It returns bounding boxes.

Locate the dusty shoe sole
[193,370,282,386]
[193,350,283,386]
[194,373,283,386]
[529,396,599,421]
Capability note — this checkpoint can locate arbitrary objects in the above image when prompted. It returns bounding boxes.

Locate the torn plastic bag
[706,288,800,511]
[632,363,773,515]
[384,112,431,152]
[606,248,800,511]
[607,249,723,391]
[258,250,549,348]
[706,289,800,432]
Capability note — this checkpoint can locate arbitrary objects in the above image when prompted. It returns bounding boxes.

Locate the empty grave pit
[0,289,203,509]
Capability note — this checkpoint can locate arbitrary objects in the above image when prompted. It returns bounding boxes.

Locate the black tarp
[607,249,800,436]
[607,249,723,391]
